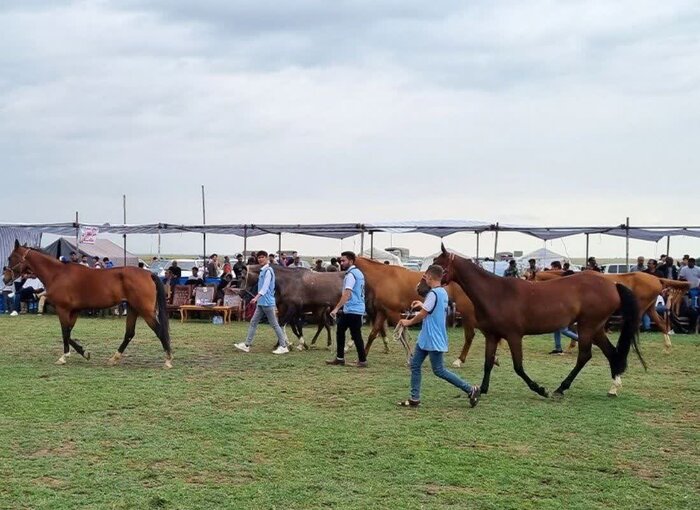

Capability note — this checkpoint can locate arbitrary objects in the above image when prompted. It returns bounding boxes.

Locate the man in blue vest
[326,251,367,367]
[234,250,289,355]
[397,265,480,408]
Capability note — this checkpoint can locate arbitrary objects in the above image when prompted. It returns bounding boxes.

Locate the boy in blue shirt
[234,250,289,355]
[398,265,480,408]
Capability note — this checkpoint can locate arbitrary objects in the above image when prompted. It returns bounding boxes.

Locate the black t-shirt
[169,265,182,278]
[233,261,246,278]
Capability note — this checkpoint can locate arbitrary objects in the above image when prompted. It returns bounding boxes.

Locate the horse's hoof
[452,359,462,368]
[83,351,91,360]
[55,356,66,365]
[164,360,173,369]
[493,357,500,367]
[552,391,564,399]
[296,344,305,352]
[607,391,618,398]
[107,353,122,365]
[540,389,550,398]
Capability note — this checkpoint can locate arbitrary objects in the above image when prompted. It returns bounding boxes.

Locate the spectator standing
[93,256,104,269]
[168,260,182,280]
[631,256,645,272]
[679,258,700,308]
[187,267,205,286]
[69,251,79,263]
[645,259,664,278]
[268,254,278,265]
[657,256,678,280]
[503,260,519,278]
[523,259,538,280]
[207,254,219,278]
[80,255,89,267]
[562,262,575,276]
[326,257,340,272]
[313,259,326,272]
[103,257,114,269]
[586,257,602,272]
[232,254,246,278]
[222,256,232,276]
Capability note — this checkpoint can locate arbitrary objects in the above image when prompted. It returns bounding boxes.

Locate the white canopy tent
[362,248,402,265]
[518,247,568,269]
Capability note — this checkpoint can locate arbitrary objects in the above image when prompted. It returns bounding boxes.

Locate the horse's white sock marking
[452,359,462,368]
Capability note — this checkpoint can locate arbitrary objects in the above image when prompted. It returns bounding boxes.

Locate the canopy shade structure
[0,227,42,269]
[43,237,140,267]
[518,247,568,267]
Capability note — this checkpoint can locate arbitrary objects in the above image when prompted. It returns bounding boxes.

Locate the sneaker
[272,346,289,355]
[10,311,18,317]
[468,385,481,408]
[233,342,250,353]
[325,358,345,366]
[549,349,563,355]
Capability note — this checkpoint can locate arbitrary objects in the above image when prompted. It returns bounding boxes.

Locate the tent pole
[201,185,206,263]
[75,211,79,252]
[585,233,590,267]
[370,231,374,259]
[122,194,127,266]
[493,223,499,273]
[666,235,671,257]
[475,232,480,260]
[243,225,248,258]
[157,226,161,259]
[278,233,282,258]
[360,230,365,255]
[625,217,630,270]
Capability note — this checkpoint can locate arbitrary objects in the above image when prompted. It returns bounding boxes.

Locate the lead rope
[393,320,414,367]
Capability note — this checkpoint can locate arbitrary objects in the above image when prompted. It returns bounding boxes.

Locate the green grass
[0,315,698,510]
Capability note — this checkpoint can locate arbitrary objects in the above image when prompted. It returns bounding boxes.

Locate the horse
[355,257,486,367]
[535,270,689,352]
[434,244,646,398]
[242,265,343,350]
[7,241,173,368]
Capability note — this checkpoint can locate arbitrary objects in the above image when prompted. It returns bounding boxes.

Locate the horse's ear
[441,242,448,256]
[14,239,19,249]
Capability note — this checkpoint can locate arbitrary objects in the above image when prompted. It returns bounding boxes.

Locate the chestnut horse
[434,245,646,398]
[535,270,689,352]
[355,257,484,367]
[8,242,172,368]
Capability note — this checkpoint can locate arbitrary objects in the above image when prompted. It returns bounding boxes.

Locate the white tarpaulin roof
[518,248,568,267]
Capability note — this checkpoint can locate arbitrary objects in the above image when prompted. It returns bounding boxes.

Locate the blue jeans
[244,305,288,347]
[553,328,579,351]
[642,304,668,330]
[410,345,473,401]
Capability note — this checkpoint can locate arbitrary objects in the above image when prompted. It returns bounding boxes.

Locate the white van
[603,263,634,274]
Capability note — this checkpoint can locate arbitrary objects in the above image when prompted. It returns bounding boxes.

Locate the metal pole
[75,211,79,252]
[585,233,590,268]
[625,217,630,270]
[475,232,480,260]
[493,223,499,273]
[122,194,127,266]
[666,235,671,257]
[360,230,365,256]
[370,231,374,259]
[201,185,206,263]
[157,226,162,259]
[278,233,282,257]
[243,225,248,258]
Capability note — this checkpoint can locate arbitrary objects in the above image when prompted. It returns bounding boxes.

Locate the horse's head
[432,243,455,285]
[7,240,31,278]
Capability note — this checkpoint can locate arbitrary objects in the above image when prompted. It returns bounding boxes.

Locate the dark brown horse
[8,241,172,368]
[434,245,646,398]
[242,265,343,350]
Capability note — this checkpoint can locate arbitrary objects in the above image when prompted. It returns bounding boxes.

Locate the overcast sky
[2,1,699,258]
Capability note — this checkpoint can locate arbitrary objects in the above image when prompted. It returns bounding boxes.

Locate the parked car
[150,259,204,277]
[603,263,635,274]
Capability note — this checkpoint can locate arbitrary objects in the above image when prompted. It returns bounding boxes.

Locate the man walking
[326,251,367,367]
[234,250,289,355]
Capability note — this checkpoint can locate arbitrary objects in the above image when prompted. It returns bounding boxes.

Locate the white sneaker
[10,311,18,317]
[234,342,250,353]
[272,346,289,355]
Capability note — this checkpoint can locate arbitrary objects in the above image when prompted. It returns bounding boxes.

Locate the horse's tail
[613,283,647,376]
[151,273,170,347]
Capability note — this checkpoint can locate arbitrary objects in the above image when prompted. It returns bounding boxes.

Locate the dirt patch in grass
[33,476,65,488]
[30,440,77,458]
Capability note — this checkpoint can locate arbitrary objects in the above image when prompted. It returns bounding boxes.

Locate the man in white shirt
[679,258,700,288]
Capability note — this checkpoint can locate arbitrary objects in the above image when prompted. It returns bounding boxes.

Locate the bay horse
[242,265,343,350]
[8,241,173,368]
[434,244,646,398]
[355,257,487,367]
[535,270,689,352]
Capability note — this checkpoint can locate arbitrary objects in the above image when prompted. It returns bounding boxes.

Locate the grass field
[0,315,698,510]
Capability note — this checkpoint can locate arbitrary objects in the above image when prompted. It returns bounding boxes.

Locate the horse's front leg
[507,336,548,398]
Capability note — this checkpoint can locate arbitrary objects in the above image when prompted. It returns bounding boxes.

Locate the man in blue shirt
[326,251,367,368]
[234,250,289,355]
[398,265,480,408]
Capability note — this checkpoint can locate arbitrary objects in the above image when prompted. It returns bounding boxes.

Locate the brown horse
[7,241,172,368]
[535,270,689,352]
[355,257,484,366]
[434,245,646,398]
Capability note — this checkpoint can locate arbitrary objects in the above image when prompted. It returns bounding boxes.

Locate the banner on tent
[79,227,99,244]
